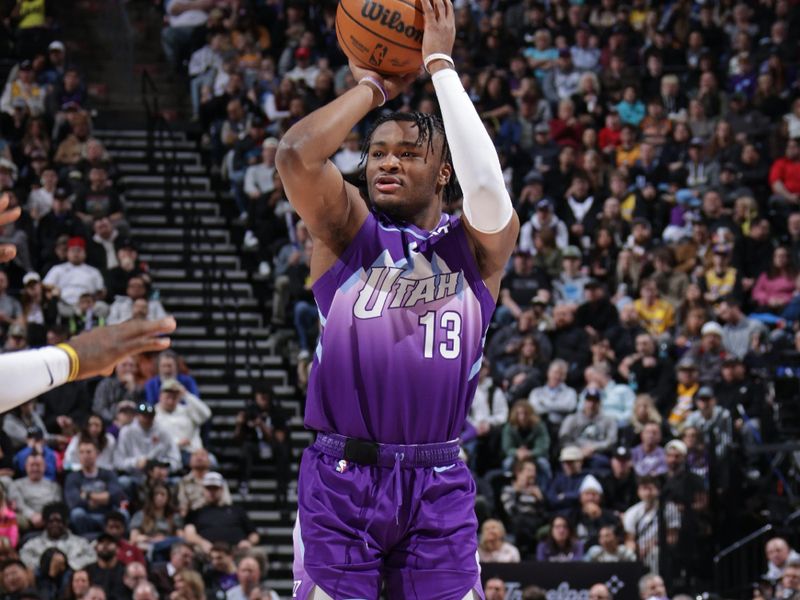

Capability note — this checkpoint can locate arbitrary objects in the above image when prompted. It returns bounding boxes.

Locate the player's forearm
[277,84,378,171]
[430,66,512,234]
[0,347,71,410]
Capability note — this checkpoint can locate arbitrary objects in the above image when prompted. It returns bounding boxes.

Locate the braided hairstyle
[360,111,460,205]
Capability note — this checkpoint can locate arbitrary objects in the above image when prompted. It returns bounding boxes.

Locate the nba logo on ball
[336,459,349,473]
[336,0,425,76]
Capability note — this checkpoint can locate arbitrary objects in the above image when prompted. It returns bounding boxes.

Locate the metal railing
[140,69,243,393]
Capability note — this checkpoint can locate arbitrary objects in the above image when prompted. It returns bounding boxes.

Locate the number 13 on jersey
[419,310,462,359]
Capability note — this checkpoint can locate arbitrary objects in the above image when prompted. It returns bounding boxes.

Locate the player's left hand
[349,60,417,102]
[421,0,455,62]
[0,193,21,263]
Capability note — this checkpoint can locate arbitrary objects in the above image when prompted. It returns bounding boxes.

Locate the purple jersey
[306,209,496,444]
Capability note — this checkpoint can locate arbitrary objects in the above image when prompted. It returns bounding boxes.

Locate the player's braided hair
[360,111,460,204]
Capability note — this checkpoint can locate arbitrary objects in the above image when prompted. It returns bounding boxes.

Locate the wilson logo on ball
[360,0,424,43]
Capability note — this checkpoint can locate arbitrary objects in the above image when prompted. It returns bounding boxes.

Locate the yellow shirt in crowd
[634,298,676,336]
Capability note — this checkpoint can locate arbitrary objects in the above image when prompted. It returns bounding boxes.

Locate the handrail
[140,68,243,394]
[714,524,774,563]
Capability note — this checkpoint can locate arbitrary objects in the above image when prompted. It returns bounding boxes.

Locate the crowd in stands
[168,0,800,596]
[0,3,294,598]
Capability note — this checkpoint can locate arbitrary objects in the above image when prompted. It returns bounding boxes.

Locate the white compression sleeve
[432,68,513,234]
[0,346,70,411]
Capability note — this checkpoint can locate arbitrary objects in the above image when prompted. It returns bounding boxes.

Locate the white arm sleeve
[432,68,513,234]
[0,347,71,411]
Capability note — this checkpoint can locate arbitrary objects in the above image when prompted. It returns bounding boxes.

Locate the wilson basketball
[336,0,425,76]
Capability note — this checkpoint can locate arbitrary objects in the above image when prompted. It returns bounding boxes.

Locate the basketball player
[277,0,518,598]
[0,192,177,408]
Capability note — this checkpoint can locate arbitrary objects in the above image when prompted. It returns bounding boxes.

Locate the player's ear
[438,162,452,186]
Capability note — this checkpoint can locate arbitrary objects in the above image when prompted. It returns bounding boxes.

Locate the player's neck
[406,201,444,232]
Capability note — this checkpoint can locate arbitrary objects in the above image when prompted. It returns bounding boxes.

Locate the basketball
[336,0,425,76]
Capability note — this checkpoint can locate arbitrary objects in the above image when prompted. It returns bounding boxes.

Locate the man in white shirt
[243,138,278,201]
[155,378,212,462]
[108,276,168,324]
[529,359,577,426]
[43,236,105,305]
[286,47,320,88]
[161,0,212,70]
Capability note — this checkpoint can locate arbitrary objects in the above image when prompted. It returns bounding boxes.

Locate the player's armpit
[462,211,520,300]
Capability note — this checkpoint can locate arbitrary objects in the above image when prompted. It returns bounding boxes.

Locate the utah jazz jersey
[305,209,496,444]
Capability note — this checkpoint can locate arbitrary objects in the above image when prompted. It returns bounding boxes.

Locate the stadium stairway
[95,128,305,595]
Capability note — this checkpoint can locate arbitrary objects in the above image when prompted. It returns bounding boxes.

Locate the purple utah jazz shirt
[305,209,497,445]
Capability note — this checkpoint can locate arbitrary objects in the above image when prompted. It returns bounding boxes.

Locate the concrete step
[118,162,205,175]
[96,129,186,141]
[139,253,238,268]
[129,214,227,227]
[123,174,210,191]
[103,138,197,150]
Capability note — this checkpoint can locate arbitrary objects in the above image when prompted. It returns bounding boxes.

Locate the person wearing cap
[684,386,733,460]
[42,235,105,306]
[176,448,231,517]
[64,438,127,535]
[688,321,726,387]
[546,445,589,510]
[661,439,707,516]
[0,59,44,117]
[182,472,259,553]
[114,403,181,476]
[559,386,618,468]
[669,356,700,434]
[601,447,638,514]
[583,364,635,425]
[560,171,600,246]
[155,377,212,461]
[518,195,569,255]
[553,245,590,304]
[569,474,620,549]
[286,45,320,88]
[86,533,127,599]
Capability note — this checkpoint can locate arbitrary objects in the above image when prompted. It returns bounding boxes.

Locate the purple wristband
[359,76,387,107]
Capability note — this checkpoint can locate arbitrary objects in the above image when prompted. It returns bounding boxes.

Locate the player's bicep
[276,150,364,239]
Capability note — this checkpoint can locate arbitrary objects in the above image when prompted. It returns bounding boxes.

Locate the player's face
[365,120,450,223]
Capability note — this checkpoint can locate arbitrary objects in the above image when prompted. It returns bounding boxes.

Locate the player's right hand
[69,316,177,380]
[349,60,417,103]
[421,0,455,61]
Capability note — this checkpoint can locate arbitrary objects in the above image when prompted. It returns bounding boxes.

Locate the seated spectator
[144,350,199,404]
[765,538,800,586]
[122,561,148,599]
[103,511,145,567]
[64,439,127,535]
[183,472,259,554]
[529,359,578,428]
[549,303,591,386]
[0,486,18,550]
[478,519,520,563]
[559,388,617,468]
[669,357,700,434]
[92,357,144,424]
[500,458,547,556]
[0,60,44,116]
[619,394,667,452]
[86,584,108,599]
[619,333,675,413]
[631,422,667,477]
[20,502,96,571]
[43,236,105,307]
[226,553,279,600]
[546,445,588,511]
[536,515,584,562]
[74,167,124,226]
[503,398,549,469]
[133,580,159,600]
[751,246,796,313]
[497,249,552,323]
[569,475,620,549]
[583,364,635,425]
[108,400,137,439]
[602,447,638,515]
[0,558,34,598]
[661,440,708,515]
[36,548,70,599]
[64,414,116,471]
[65,569,91,600]
[86,533,126,599]
[638,574,667,600]
[114,403,182,480]
[203,542,238,598]
[8,452,61,533]
[54,111,93,168]
[129,483,184,562]
[171,568,205,600]
[233,384,289,500]
[149,541,194,599]
[86,217,119,273]
[155,378,211,463]
[107,276,167,325]
[465,362,509,472]
[584,525,637,562]
[769,138,800,214]
[634,278,676,338]
[684,386,733,461]
[3,401,48,451]
[13,427,58,481]
[773,561,800,600]
[177,448,231,518]
[623,476,680,575]
[105,238,149,301]
[0,270,21,340]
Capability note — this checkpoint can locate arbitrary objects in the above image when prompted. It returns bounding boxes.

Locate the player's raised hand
[0,193,21,263]
[421,0,455,61]
[348,60,417,103]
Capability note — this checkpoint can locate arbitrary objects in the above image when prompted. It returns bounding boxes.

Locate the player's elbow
[276,136,312,175]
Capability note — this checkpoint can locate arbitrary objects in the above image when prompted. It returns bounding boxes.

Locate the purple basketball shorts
[292,434,485,600]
